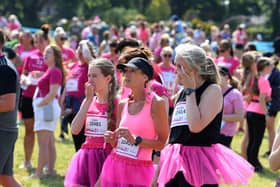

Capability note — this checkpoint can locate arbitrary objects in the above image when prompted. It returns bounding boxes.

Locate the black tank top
[168,81,223,146]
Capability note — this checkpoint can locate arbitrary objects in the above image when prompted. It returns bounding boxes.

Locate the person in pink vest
[65,58,118,186]
[100,57,169,187]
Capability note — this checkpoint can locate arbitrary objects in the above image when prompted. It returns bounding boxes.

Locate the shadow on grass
[256,167,279,180]
[55,138,73,145]
[40,174,64,186]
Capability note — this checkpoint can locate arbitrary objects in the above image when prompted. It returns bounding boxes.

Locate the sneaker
[24,173,44,180]
[255,165,264,173]
[63,108,73,117]
[262,150,271,158]
[19,161,32,169]
[59,133,65,141]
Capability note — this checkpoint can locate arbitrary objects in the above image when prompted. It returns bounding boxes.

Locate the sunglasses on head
[163,54,172,58]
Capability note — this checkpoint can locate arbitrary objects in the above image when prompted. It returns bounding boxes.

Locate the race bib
[66,79,78,92]
[85,115,107,137]
[115,137,139,159]
[171,101,188,128]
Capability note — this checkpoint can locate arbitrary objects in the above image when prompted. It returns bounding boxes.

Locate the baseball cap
[117,57,154,80]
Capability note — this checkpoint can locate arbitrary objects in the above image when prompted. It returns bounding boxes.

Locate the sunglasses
[219,49,226,53]
[163,54,172,58]
[60,37,67,41]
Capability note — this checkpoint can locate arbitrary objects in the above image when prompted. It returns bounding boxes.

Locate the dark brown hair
[35,24,50,41]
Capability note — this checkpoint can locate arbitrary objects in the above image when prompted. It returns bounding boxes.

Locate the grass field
[13,122,280,187]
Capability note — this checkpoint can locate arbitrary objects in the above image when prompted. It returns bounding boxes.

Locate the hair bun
[41,24,50,34]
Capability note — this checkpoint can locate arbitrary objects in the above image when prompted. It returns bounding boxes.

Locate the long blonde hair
[175,44,220,83]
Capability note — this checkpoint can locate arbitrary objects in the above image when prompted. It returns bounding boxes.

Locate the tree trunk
[272,0,280,38]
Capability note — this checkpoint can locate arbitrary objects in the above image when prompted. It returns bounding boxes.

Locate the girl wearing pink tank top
[100,57,169,187]
[64,58,118,187]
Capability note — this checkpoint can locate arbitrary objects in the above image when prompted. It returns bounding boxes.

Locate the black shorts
[21,96,34,119]
[268,107,279,117]
[0,131,18,175]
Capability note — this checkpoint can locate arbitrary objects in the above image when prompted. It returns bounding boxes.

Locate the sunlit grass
[13,121,280,186]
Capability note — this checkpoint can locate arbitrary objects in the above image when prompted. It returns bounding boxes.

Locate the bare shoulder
[204,84,222,95]
[118,98,128,109]
[151,94,165,110]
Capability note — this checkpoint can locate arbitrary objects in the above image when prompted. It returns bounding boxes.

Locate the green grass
[13,123,280,187]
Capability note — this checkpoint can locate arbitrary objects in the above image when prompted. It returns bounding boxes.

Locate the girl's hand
[115,127,135,144]
[104,131,116,146]
[177,64,196,89]
[85,82,95,101]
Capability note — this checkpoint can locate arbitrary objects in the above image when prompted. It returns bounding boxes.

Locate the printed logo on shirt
[65,79,78,92]
[115,137,139,159]
[85,114,108,137]
[218,62,232,69]
[171,101,188,128]
[161,71,176,91]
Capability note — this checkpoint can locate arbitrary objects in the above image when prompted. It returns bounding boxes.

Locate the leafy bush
[103,7,144,26]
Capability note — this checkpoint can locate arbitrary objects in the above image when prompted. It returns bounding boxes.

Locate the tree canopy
[1,0,279,37]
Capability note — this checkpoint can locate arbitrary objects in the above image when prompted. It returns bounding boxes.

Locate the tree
[272,0,280,37]
[145,0,171,22]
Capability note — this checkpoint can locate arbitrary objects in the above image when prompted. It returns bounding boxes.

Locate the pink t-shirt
[220,88,244,136]
[61,47,76,70]
[137,28,150,46]
[22,49,48,98]
[158,63,176,95]
[8,22,21,30]
[246,76,272,115]
[65,62,88,97]
[37,67,62,98]
[14,44,35,62]
[215,56,240,75]
[154,46,162,62]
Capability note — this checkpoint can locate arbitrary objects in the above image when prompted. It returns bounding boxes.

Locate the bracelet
[184,88,195,96]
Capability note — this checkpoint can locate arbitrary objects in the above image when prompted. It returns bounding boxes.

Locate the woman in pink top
[158,46,176,96]
[215,39,240,76]
[246,57,272,173]
[31,45,64,178]
[100,57,169,187]
[218,66,244,148]
[14,30,35,75]
[60,40,96,151]
[54,27,77,72]
[19,25,49,169]
[64,59,118,187]
[154,34,170,64]
[240,51,259,158]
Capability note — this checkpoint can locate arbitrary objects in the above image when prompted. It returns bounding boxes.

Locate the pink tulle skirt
[158,144,254,187]
[64,148,111,187]
[100,152,155,187]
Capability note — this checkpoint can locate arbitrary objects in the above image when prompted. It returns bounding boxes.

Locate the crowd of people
[1,13,280,187]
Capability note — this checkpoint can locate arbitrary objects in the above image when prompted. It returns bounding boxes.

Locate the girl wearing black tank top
[155,44,254,187]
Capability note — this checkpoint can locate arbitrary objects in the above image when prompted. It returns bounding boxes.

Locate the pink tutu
[100,152,155,187]
[64,148,111,187]
[158,144,254,187]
